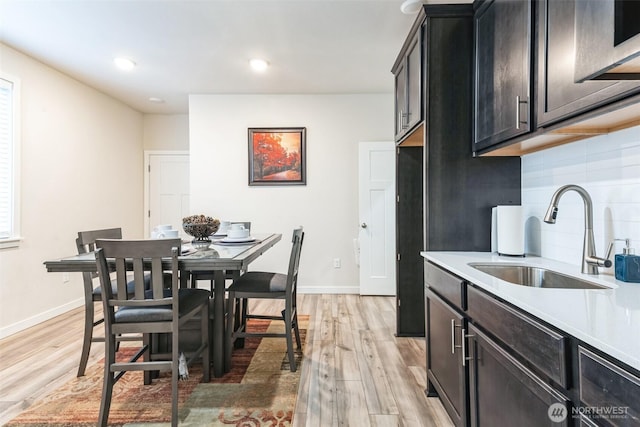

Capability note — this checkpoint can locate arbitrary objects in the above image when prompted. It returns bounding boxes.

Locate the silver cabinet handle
[461,328,467,366]
[452,319,462,354]
[516,96,528,130]
[398,109,409,130]
[451,319,456,354]
[461,328,476,366]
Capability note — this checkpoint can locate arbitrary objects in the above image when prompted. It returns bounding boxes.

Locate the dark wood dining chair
[76,227,140,377]
[225,227,304,372]
[95,238,210,427]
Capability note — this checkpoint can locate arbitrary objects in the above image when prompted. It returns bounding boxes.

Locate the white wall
[521,125,640,275]
[189,94,393,293]
[0,44,145,337]
[143,114,189,150]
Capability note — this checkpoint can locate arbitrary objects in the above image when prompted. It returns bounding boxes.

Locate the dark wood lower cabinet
[426,289,468,426]
[467,324,571,427]
[578,347,640,427]
[425,260,640,427]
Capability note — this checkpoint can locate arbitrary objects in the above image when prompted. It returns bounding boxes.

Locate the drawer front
[424,261,465,311]
[466,286,567,387]
[578,346,640,427]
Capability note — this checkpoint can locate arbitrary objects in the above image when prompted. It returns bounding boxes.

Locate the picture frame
[248,127,307,186]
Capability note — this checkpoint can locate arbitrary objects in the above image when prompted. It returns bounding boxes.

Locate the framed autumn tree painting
[248,127,307,186]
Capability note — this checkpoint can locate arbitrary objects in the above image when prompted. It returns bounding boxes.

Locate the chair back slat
[151,257,166,298]
[115,258,128,300]
[132,258,147,300]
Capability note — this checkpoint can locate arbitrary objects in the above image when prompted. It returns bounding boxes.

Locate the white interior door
[358,141,396,295]
[146,152,190,237]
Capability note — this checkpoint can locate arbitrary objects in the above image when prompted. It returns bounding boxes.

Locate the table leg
[212,269,226,377]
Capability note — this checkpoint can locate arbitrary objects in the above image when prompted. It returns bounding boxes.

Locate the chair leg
[293,312,302,349]
[201,303,210,382]
[171,328,179,427]
[283,308,296,372]
[234,298,246,349]
[78,300,95,377]
[225,291,236,370]
[144,334,153,385]
[98,334,116,426]
[235,298,248,348]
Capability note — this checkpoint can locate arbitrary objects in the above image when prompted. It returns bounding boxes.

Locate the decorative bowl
[182,215,220,242]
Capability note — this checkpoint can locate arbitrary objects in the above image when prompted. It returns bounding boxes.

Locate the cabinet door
[396,146,424,336]
[426,289,468,427]
[394,31,422,140]
[537,0,640,126]
[405,32,422,132]
[394,61,407,139]
[578,346,640,427]
[468,325,570,427]
[474,0,531,150]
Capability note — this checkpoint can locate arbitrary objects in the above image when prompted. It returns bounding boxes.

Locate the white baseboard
[298,285,360,294]
[0,298,83,339]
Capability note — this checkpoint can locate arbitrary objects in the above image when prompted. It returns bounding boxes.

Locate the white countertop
[421,251,640,372]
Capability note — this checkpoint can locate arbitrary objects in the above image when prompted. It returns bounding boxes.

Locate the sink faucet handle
[609,238,632,257]
[605,241,616,260]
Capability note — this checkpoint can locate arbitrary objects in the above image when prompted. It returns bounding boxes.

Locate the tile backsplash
[521,125,640,274]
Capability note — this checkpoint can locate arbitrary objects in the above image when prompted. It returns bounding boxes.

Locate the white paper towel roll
[496,205,524,256]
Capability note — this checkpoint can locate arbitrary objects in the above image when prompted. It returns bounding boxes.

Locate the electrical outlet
[63,272,70,283]
[333,258,341,268]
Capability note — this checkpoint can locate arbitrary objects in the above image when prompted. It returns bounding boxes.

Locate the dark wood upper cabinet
[537,0,640,127]
[574,0,640,81]
[473,0,532,151]
[393,30,422,141]
[474,0,640,156]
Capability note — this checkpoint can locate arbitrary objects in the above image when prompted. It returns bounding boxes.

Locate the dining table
[43,232,282,377]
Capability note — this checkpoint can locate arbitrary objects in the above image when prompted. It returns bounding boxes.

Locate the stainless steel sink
[468,263,609,290]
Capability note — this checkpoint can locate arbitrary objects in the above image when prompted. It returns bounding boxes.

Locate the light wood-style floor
[0,294,453,426]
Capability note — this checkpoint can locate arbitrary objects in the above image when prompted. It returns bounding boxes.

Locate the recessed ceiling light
[114,57,136,71]
[148,97,165,103]
[249,58,269,72]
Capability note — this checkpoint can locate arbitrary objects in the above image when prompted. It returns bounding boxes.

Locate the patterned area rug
[6,316,307,427]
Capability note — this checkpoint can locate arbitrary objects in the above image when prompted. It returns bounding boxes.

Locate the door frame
[143,150,189,237]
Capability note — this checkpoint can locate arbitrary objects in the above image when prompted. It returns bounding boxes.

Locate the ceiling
[0,0,466,114]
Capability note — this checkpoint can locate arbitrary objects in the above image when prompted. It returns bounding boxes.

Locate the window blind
[0,77,14,239]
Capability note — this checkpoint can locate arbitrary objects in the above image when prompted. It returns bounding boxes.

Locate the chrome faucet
[544,184,612,275]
